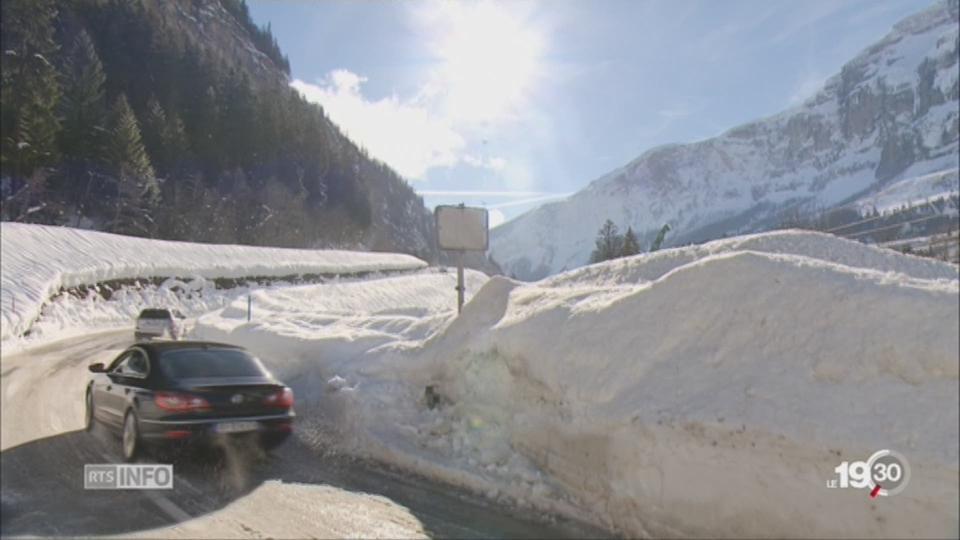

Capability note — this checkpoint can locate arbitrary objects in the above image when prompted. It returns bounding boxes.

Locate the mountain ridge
[491,0,959,280]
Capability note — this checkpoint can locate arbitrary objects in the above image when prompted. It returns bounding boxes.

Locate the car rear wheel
[84,389,95,431]
[122,410,142,462]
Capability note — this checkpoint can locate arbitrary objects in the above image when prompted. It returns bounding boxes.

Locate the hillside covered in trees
[1,0,490,268]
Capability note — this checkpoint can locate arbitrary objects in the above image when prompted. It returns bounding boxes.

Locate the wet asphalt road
[1,331,609,539]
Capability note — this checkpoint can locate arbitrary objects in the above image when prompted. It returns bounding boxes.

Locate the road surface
[1,330,608,538]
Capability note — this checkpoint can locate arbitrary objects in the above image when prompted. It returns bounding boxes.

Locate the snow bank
[195,270,488,367]
[0,223,426,343]
[543,229,959,288]
[434,254,957,537]
[198,230,959,538]
[192,269,489,451]
[6,276,264,353]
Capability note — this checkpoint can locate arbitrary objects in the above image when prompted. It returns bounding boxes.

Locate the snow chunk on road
[0,223,425,343]
[125,480,427,539]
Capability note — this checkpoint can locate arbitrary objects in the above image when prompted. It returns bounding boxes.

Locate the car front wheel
[122,410,142,462]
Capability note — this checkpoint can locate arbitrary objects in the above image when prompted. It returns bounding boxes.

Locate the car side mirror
[88,363,106,373]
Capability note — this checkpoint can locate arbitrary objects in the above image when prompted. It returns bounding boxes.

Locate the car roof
[133,341,246,354]
[138,308,172,316]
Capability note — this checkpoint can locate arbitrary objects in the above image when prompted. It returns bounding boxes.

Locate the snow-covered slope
[492,0,960,280]
[195,269,488,365]
[544,228,959,286]
[852,167,959,213]
[0,223,426,343]
[196,230,959,538]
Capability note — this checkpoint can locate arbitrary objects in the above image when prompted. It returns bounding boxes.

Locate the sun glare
[426,2,545,124]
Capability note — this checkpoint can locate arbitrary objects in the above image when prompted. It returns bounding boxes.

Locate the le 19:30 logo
[827,449,910,498]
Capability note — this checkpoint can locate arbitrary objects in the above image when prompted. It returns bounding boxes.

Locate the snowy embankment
[852,167,959,214]
[196,229,958,538]
[0,223,425,348]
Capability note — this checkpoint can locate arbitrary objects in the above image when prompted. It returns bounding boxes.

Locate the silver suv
[134,308,185,341]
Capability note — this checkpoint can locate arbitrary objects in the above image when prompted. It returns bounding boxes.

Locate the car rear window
[159,349,268,379]
[139,309,172,319]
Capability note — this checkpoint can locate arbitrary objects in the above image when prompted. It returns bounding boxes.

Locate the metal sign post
[456,251,465,313]
[435,204,489,315]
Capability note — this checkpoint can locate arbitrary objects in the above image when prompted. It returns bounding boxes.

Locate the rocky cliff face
[491,0,959,280]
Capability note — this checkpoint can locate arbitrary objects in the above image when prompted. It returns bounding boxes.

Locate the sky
[248,0,933,227]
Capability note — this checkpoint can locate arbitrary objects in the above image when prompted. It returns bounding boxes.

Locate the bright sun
[426,2,545,124]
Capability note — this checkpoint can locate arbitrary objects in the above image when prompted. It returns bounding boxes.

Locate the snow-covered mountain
[491,0,960,280]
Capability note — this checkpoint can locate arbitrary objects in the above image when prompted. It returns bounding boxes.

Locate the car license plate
[216,421,258,433]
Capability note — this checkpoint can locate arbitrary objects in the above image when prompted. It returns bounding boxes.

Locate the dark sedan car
[86,341,294,461]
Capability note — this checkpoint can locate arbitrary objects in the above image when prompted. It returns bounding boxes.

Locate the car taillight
[156,392,211,412]
[263,387,293,408]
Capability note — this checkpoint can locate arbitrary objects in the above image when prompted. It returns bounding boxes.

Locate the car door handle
[124,388,130,394]
[107,385,112,391]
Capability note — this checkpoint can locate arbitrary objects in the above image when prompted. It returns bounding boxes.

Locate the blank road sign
[436,205,489,251]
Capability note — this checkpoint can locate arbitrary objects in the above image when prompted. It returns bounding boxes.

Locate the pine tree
[0,0,62,179]
[141,96,168,166]
[621,227,640,257]
[59,29,108,224]
[60,29,106,162]
[164,112,189,174]
[590,219,624,263]
[142,95,189,175]
[651,224,672,252]
[104,94,159,235]
[106,95,155,180]
[221,71,258,170]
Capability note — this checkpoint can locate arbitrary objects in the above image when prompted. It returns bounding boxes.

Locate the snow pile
[0,223,426,343]
[544,229,959,287]
[418,255,957,537]
[199,230,958,538]
[195,269,488,365]
[192,269,489,451]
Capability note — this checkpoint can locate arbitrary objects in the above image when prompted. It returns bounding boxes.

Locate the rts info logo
[827,449,910,498]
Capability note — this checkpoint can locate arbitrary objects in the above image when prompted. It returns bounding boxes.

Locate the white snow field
[192,229,959,538]
[852,168,959,214]
[0,223,425,347]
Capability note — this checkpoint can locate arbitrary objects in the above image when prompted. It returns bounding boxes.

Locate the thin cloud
[771,2,851,44]
[788,72,829,105]
[462,155,508,171]
[417,190,563,197]
[487,193,572,209]
[292,71,524,181]
[292,73,464,179]
[290,2,551,183]
[658,106,694,119]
